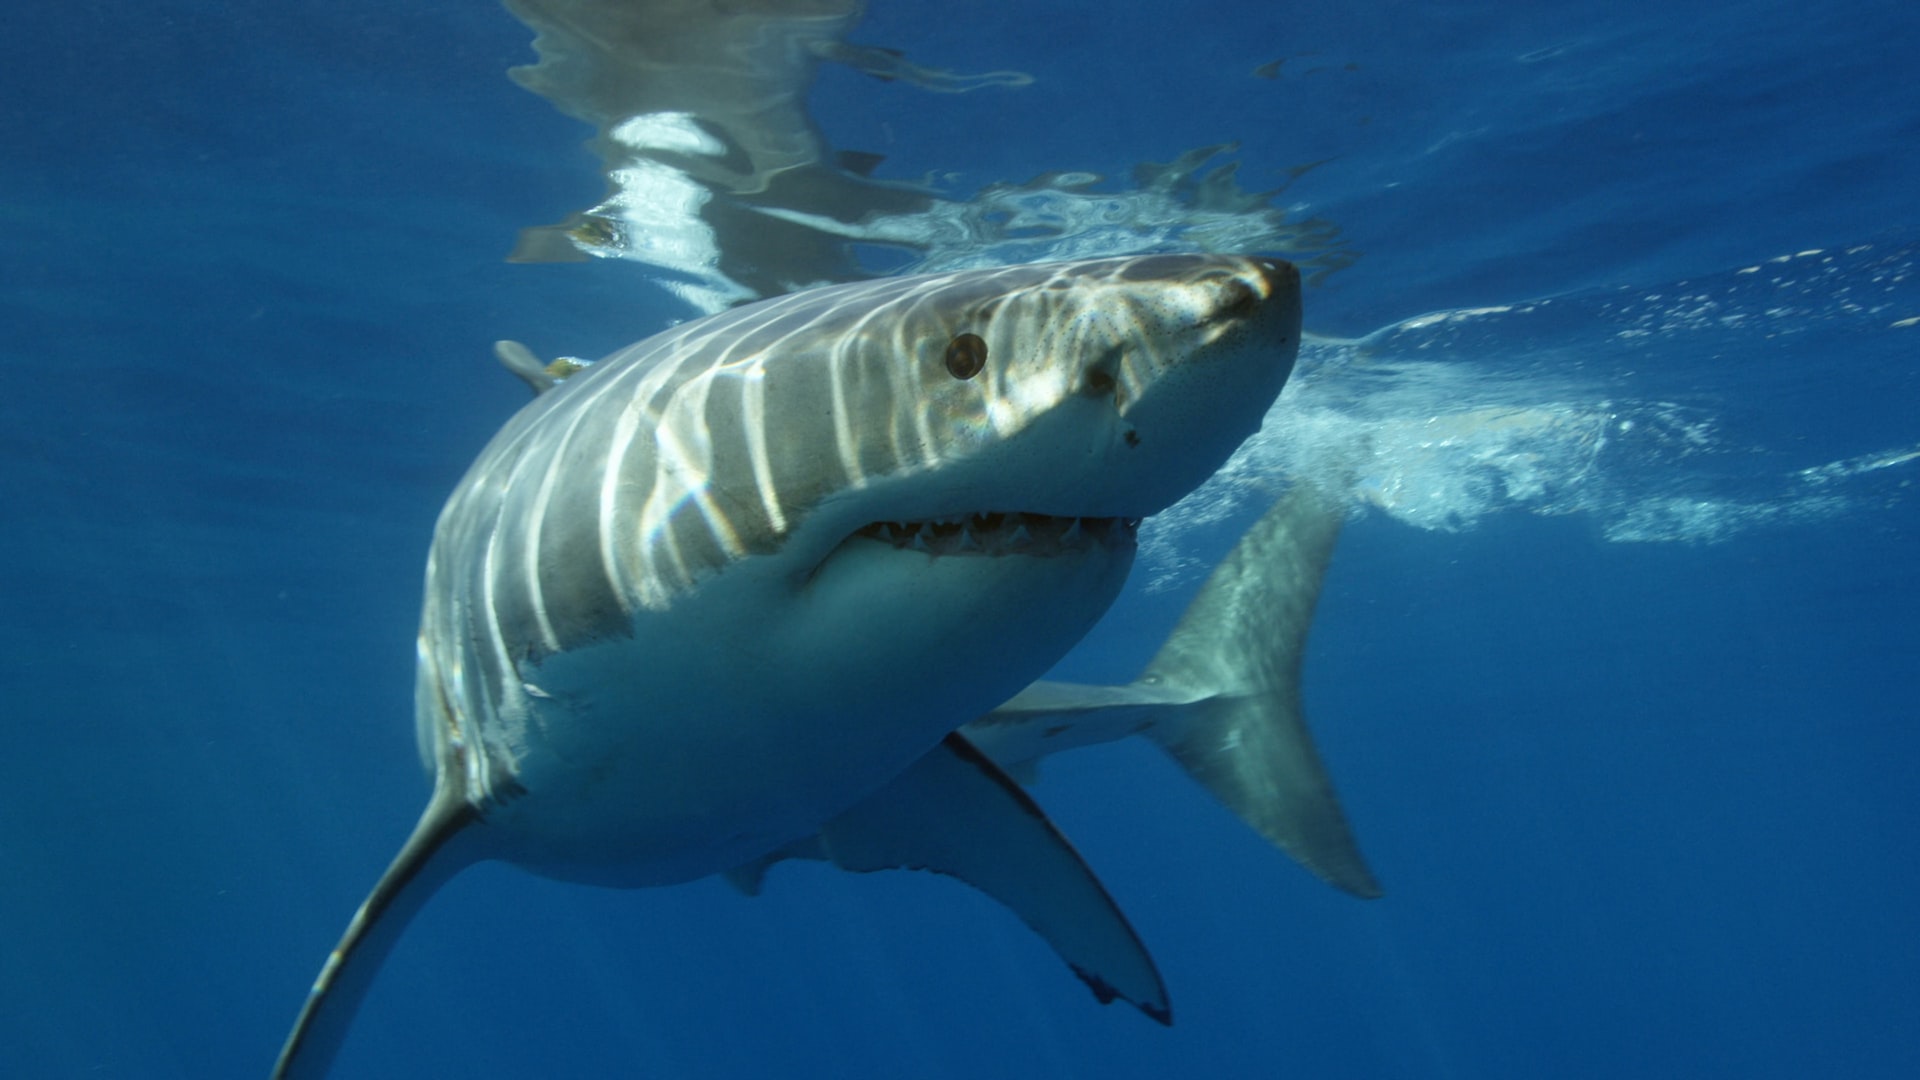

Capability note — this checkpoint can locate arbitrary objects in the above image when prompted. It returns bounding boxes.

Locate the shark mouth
[853,512,1142,557]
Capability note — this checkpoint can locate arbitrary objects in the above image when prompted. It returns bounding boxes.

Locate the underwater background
[4,0,1917,1076]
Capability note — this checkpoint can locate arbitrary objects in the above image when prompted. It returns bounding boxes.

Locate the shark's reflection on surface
[502,0,1352,310]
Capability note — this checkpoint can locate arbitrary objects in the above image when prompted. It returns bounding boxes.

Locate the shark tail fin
[1141,483,1382,899]
[271,777,479,1079]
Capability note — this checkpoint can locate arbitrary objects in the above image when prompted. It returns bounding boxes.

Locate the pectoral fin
[272,775,482,1078]
[746,732,1171,1023]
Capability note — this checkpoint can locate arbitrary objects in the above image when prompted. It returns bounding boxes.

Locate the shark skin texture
[272,254,1307,1078]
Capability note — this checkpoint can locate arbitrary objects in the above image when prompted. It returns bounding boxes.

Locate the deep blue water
[4,1,1917,1077]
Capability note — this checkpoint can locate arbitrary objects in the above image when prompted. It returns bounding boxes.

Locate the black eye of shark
[853,512,1141,556]
[944,332,988,379]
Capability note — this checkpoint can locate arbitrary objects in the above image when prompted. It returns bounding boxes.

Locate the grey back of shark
[272,254,1368,1078]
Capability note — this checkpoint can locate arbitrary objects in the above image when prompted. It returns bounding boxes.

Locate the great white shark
[273,253,1366,1077]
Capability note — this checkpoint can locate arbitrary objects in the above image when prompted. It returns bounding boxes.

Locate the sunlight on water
[559,137,1350,308]
[737,145,1352,286]
[502,0,1352,306]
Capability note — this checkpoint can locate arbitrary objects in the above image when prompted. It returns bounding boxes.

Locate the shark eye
[944,333,988,380]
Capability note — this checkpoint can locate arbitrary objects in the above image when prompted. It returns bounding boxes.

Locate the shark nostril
[1220,280,1259,318]
[1083,370,1117,398]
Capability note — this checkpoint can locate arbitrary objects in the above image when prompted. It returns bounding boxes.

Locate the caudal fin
[271,779,479,1078]
[1140,483,1382,898]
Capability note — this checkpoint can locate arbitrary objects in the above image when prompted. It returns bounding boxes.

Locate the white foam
[1138,239,1920,585]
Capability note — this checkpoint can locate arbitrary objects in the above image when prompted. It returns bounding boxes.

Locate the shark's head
[777,254,1302,557]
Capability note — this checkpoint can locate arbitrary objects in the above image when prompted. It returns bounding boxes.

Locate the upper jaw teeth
[854,511,1141,557]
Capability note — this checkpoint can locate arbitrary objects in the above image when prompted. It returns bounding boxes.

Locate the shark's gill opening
[853,512,1141,557]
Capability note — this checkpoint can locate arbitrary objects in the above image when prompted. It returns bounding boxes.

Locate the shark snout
[1082,254,1301,511]
[1250,256,1301,297]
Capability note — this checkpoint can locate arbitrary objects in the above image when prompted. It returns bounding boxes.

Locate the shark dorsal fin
[493,339,590,396]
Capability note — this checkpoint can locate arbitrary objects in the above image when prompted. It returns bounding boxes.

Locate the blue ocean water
[3,1,1916,1077]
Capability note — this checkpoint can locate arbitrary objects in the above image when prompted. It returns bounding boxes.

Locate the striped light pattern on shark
[418,255,1295,806]
[458,258,1278,613]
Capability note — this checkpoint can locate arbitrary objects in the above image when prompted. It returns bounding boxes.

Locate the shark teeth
[854,512,1141,557]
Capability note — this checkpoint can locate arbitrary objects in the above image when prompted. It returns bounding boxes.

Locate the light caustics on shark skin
[272,254,1335,1078]
[496,341,1381,900]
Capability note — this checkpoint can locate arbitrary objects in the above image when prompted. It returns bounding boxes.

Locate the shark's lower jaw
[852,512,1142,557]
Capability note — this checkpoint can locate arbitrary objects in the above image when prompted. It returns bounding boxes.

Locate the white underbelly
[469,541,1133,886]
